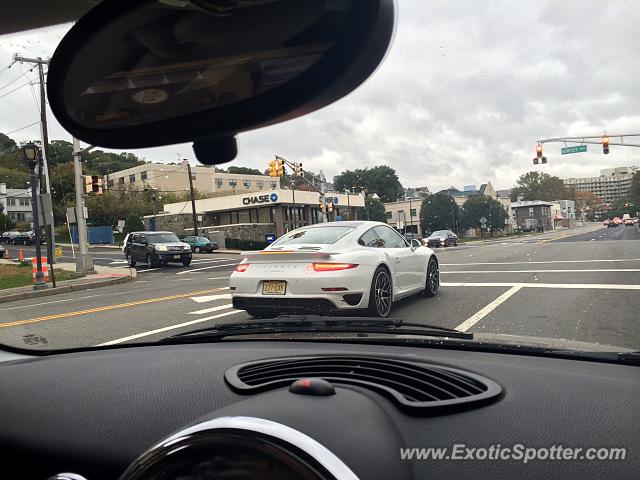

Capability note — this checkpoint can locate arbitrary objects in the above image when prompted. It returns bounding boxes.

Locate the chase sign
[242,192,279,205]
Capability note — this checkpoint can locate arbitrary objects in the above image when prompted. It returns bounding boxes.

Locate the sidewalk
[0,260,136,304]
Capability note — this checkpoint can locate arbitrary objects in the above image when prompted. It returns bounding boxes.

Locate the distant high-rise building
[563,167,634,204]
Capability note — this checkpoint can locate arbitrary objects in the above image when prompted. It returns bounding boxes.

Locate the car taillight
[312,263,358,272]
[235,263,250,272]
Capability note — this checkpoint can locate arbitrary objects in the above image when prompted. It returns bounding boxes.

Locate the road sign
[561,145,587,155]
[55,246,63,258]
[480,216,487,226]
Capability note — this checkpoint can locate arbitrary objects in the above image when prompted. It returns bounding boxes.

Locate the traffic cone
[18,249,24,261]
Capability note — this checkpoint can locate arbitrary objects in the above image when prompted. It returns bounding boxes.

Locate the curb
[0,273,134,304]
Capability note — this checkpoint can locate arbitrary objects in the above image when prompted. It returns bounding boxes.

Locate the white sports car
[230,221,440,318]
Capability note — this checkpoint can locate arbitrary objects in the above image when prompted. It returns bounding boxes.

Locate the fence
[71,226,114,244]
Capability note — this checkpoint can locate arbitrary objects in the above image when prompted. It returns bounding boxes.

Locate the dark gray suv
[126,232,192,268]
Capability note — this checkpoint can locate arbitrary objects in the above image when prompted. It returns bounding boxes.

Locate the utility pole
[73,137,94,274]
[14,55,57,263]
[290,179,297,230]
[185,160,199,236]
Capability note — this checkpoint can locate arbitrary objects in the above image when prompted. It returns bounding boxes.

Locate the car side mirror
[410,239,421,250]
[46,0,396,166]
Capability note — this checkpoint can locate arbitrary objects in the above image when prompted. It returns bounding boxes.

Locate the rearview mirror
[47,0,396,165]
[410,239,421,250]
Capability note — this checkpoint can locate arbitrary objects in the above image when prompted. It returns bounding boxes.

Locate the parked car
[423,229,458,247]
[11,231,45,245]
[126,231,192,267]
[182,235,218,253]
[1,231,20,243]
[0,244,6,258]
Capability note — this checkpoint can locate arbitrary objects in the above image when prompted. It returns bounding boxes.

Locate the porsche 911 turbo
[230,221,440,318]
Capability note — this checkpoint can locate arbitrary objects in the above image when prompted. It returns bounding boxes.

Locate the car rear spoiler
[240,250,337,261]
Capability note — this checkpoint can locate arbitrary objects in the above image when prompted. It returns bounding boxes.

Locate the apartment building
[563,167,634,204]
[384,199,422,236]
[106,160,276,195]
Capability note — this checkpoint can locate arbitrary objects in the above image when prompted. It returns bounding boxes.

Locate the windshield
[0,1,638,357]
[147,233,181,243]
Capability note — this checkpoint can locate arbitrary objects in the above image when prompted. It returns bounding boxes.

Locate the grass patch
[0,264,83,290]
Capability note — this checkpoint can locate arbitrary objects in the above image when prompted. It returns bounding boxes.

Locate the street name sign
[561,145,587,155]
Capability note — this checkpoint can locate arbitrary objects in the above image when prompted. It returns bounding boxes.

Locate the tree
[0,167,29,188]
[334,166,404,203]
[365,197,387,222]
[629,170,640,211]
[123,214,145,234]
[460,196,508,230]
[420,193,459,234]
[607,198,637,219]
[511,171,567,201]
[0,133,17,153]
[226,166,262,175]
[566,189,605,220]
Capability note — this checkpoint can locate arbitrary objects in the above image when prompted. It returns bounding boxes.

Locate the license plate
[173,255,181,260]
[262,280,286,295]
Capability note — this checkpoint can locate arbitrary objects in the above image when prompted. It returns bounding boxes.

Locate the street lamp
[22,142,47,290]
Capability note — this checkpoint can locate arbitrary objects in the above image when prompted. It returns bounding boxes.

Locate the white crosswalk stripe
[188,304,234,315]
[190,292,231,303]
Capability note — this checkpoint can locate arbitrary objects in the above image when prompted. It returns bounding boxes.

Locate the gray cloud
[1,0,638,193]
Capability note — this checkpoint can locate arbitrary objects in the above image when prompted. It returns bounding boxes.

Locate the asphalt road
[1,223,638,352]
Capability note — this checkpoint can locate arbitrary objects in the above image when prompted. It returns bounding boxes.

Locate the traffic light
[84,175,92,194]
[294,162,302,176]
[268,160,277,177]
[276,159,284,177]
[84,175,103,194]
[327,202,333,213]
[602,136,610,154]
[536,144,543,158]
[319,201,324,211]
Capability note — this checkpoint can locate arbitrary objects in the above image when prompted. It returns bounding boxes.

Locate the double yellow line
[0,288,227,329]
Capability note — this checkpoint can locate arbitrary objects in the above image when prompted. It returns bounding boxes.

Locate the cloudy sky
[1,0,638,193]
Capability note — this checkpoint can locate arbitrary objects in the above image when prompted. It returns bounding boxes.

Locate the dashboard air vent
[226,355,502,414]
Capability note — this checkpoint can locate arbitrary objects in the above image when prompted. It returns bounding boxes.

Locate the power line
[4,121,40,135]
[0,80,33,98]
[0,64,36,91]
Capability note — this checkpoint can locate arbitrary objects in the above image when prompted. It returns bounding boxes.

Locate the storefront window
[238,210,251,223]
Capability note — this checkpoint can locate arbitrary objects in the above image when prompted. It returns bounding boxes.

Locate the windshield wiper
[159,316,472,344]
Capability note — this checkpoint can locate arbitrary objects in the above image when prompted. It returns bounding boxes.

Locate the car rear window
[272,226,354,246]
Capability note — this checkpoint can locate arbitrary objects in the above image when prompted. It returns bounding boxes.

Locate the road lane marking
[206,277,231,280]
[441,282,640,290]
[0,288,228,328]
[190,258,240,264]
[136,268,162,273]
[191,293,232,303]
[455,286,522,332]
[176,263,238,275]
[188,303,233,315]
[95,309,244,346]
[442,269,640,274]
[440,258,640,266]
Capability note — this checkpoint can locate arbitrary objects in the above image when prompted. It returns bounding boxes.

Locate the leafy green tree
[123,214,145,234]
[365,197,387,222]
[420,193,459,234]
[48,140,74,163]
[334,166,404,203]
[607,198,637,218]
[0,167,29,188]
[226,166,262,175]
[510,171,567,201]
[0,133,17,153]
[629,170,640,211]
[460,196,508,230]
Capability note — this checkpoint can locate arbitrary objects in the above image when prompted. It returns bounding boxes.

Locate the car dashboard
[0,341,638,480]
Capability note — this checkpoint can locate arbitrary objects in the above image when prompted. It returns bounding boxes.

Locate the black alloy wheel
[368,267,393,317]
[424,256,439,297]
